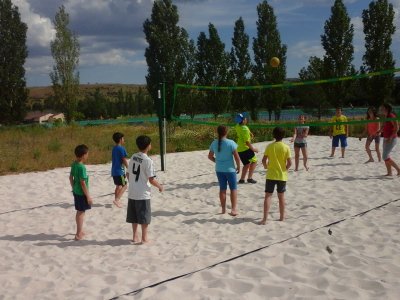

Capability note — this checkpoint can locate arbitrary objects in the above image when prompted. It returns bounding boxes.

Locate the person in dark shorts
[290,115,309,171]
[127,135,163,244]
[329,107,348,158]
[260,127,292,224]
[111,132,129,208]
[234,113,258,184]
[69,144,93,240]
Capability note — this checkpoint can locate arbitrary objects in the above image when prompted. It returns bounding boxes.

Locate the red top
[367,122,379,136]
[382,113,397,138]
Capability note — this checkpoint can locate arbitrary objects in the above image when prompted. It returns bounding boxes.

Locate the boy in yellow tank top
[329,107,348,158]
[260,127,291,224]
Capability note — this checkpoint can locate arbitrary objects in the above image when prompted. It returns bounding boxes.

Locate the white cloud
[24,55,53,75]
[80,49,137,66]
[351,16,364,54]
[12,0,55,48]
[288,41,324,59]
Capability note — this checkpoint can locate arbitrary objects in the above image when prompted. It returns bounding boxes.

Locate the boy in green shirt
[235,113,258,184]
[69,144,93,240]
[260,127,291,224]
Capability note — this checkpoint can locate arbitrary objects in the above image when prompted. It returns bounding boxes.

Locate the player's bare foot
[132,234,140,243]
[141,239,151,244]
[113,200,122,208]
[229,211,238,217]
[365,159,374,163]
[384,173,392,176]
[305,166,309,171]
[74,232,85,240]
[259,219,267,225]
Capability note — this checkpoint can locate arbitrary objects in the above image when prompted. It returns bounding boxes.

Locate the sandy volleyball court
[1,135,400,299]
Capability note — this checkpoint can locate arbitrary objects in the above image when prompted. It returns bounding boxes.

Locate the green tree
[144,0,194,120]
[298,57,329,120]
[173,30,199,119]
[50,5,80,123]
[321,0,354,107]
[0,0,28,124]
[252,0,287,120]
[362,0,396,107]
[195,23,231,119]
[79,89,108,119]
[230,17,252,113]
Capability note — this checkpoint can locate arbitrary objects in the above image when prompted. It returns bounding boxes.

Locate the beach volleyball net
[171,68,400,130]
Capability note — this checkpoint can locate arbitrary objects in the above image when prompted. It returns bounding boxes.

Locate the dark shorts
[265,180,286,194]
[126,199,151,224]
[366,135,380,144]
[332,134,348,148]
[113,175,127,186]
[238,149,257,165]
[294,142,307,148]
[73,193,91,212]
[216,172,237,190]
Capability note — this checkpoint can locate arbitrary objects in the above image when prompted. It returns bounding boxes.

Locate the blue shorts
[332,134,347,148]
[73,193,91,212]
[216,172,237,191]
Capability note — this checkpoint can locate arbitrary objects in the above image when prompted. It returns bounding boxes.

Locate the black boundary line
[109,198,400,299]
[0,193,114,216]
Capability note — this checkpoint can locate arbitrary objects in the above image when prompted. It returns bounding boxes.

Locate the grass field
[0,120,366,175]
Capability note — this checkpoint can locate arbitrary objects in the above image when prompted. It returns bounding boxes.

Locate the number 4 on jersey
[132,163,141,182]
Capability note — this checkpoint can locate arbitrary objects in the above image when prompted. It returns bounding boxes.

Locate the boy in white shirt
[127,135,163,244]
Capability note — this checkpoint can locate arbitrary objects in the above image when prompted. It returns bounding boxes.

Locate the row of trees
[1,2,153,124]
[32,87,153,120]
[144,0,398,120]
[0,0,397,124]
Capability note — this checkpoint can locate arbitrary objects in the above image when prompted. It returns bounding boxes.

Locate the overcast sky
[12,0,400,87]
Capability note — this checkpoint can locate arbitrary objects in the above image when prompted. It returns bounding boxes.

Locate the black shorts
[265,180,286,193]
[113,175,127,186]
[126,199,151,224]
[73,193,91,212]
[294,142,307,148]
[238,149,257,165]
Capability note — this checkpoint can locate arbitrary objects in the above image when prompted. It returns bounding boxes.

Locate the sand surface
[1,136,400,299]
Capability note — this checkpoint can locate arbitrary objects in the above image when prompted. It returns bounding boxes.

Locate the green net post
[158,82,166,171]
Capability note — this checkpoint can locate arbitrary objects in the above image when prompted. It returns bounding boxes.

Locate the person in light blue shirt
[208,125,241,216]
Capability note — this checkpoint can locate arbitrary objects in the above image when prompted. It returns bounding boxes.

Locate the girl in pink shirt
[360,107,381,163]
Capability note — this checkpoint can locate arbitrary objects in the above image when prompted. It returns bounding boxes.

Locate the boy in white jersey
[127,135,163,244]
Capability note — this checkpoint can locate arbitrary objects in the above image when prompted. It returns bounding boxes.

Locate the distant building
[24,111,64,124]
[49,113,65,123]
